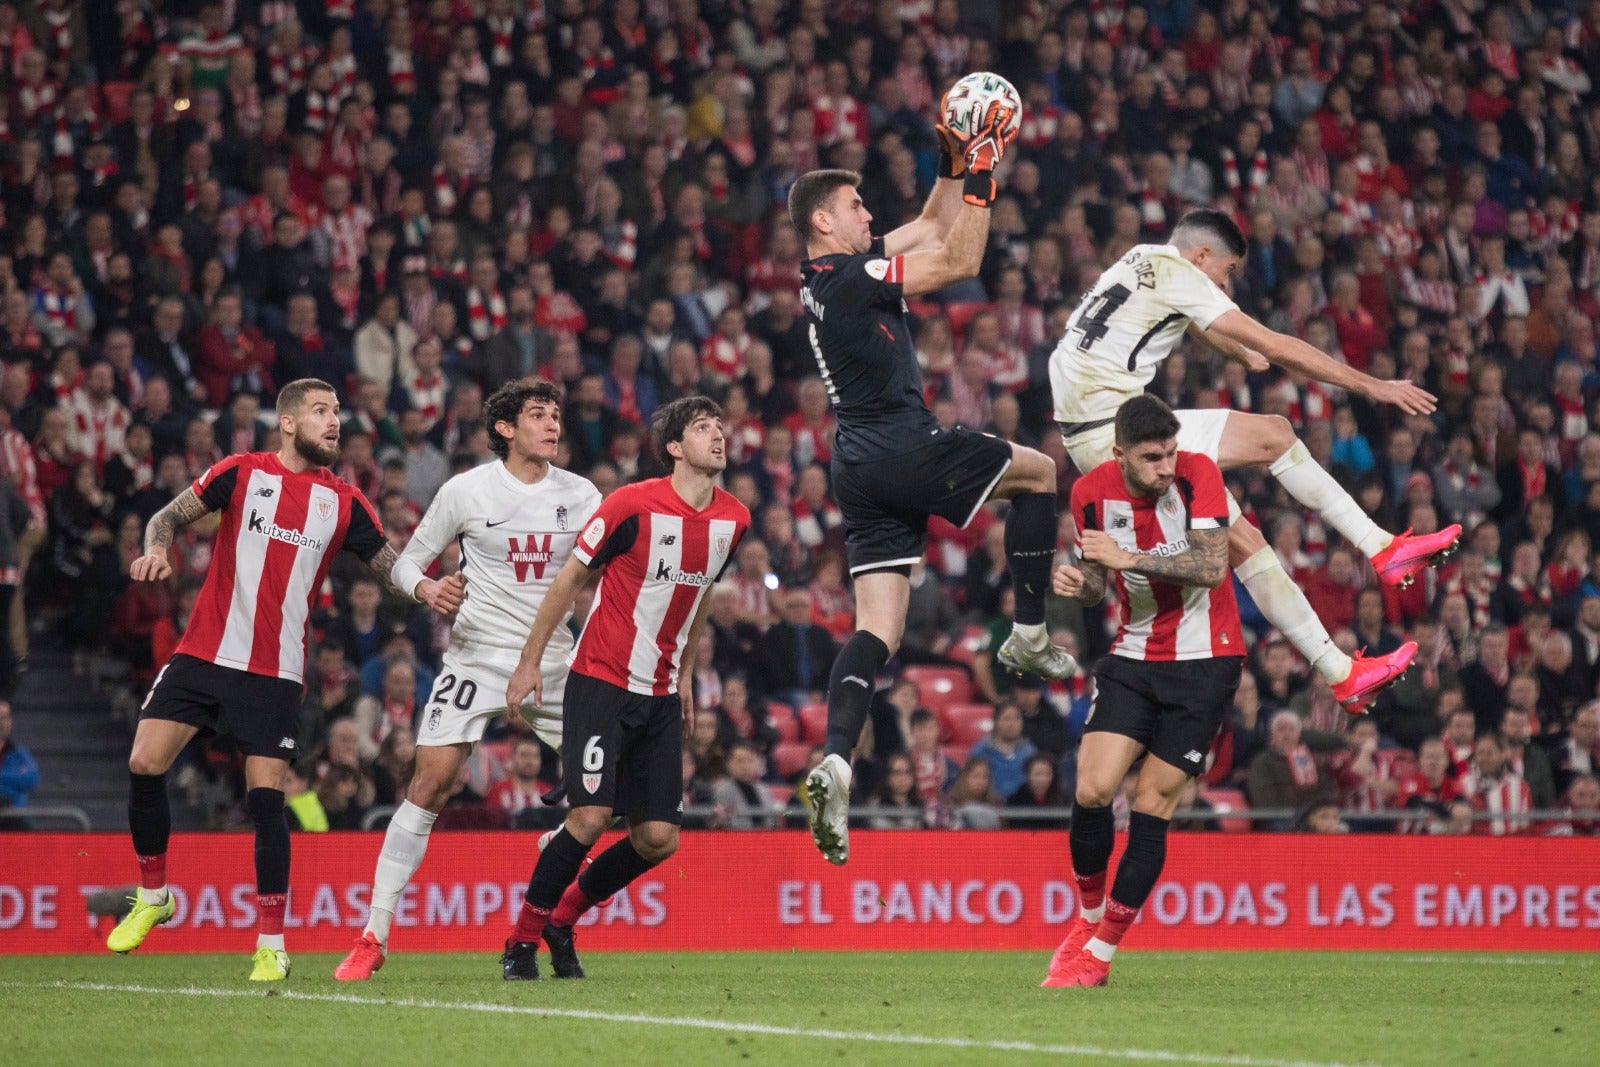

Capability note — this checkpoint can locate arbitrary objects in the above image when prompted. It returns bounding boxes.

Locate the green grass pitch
[3,950,1594,1066]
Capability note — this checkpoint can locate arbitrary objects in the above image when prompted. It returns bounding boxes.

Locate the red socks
[258,893,287,937]
[1094,898,1139,948]
[1075,870,1106,913]
[137,853,167,891]
[550,881,596,929]
[510,901,550,946]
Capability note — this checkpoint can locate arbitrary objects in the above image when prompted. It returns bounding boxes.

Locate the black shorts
[1084,655,1242,775]
[140,654,305,760]
[832,427,1013,576]
[562,670,684,825]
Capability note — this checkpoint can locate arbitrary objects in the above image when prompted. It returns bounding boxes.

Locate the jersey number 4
[1068,283,1133,366]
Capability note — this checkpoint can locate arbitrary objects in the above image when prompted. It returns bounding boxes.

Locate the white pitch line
[0,979,1384,1067]
[1374,954,1597,968]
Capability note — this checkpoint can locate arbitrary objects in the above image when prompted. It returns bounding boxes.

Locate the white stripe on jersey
[657,517,739,689]
[1103,500,1150,660]
[217,467,279,670]
[277,482,341,680]
[1166,498,1214,656]
[1050,244,1238,425]
[629,513,680,686]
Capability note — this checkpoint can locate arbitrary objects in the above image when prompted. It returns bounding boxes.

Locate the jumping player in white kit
[1051,208,1461,712]
[335,378,601,980]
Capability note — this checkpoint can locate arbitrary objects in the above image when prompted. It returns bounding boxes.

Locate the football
[941,71,1023,141]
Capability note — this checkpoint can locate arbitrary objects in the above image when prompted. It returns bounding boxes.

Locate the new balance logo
[1184,750,1203,763]
[659,534,676,545]
[1112,516,1129,529]
[254,487,275,498]
[279,737,296,749]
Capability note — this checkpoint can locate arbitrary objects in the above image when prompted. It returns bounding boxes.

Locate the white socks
[1012,621,1048,650]
[365,800,437,944]
[1269,442,1391,558]
[1081,902,1105,924]
[1086,937,1117,962]
[1235,547,1352,684]
[257,933,285,951]
[137,886,168,905]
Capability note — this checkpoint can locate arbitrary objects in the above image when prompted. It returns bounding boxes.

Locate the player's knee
[564,806,611,844]
[128,751,167,777]
[406,774,452,811]
[631,823,678,863]
[1075,780,1116,809]
[1259,414,1295,455]
[1017,447,1058,492]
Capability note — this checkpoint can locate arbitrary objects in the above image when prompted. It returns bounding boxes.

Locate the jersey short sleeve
[192,454,247,511]
[1179,453,1229,530]
[1161,256,1239,330]
[573,488,641,569]
[1069,469,1105,536]
[343,490,388,560]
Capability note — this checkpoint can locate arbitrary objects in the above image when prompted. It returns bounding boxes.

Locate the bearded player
[1043,395,1242,988]
[1051,208,1456,712]
[108,379,411,981]
[334,378,601,980]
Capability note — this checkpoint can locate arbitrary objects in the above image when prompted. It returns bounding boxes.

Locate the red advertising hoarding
[3,831,1599,954]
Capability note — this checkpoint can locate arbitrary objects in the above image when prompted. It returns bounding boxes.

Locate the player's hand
[504,657,542,721]
[1364,378,1437,416]
[1241,347,1270,373]
[1077,529,1132,571]
[130,551,172,582]
[962,104,1016,174]
[934,92,967,179]
[680,687,695,740]
[417,574,466,618]
[1052,564,1087,598]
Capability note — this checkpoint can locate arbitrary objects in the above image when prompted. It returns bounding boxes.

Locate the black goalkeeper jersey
[800,236,941,464]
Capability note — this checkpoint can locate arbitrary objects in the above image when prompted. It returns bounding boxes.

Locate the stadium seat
[941,702,993,746]
[901,665,973,716]
[771,741,813,781]
[1201,786,1252,833]
[947,624,987,666]
[797,702,829,745]
[768,702,800,743]
[943,300,988,344]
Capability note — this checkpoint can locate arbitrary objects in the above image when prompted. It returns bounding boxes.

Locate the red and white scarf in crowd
[321,204,372,267]
[15,78,58,124]
[605,219,638,270]
[267,43,315,95]
[431,165,467,214]
[1220,148,1269,199]
[1286,744,1320,788]
[1405,274,1457,317]
[486,15,516,67]
[792,496,843,549]
[52,107,100,168]
[1291,147,1330,194]
[1462,769,1532,836]
[329,52,358,99]
[36,287,79,336]
[1480,41,1518,82]
[404,284,438,338]
[465,287,506,341]
[68,392,130,471]
[303,90,333,133]
[403,371,446,426]
[41,3,73,62]
[387,48,417,96]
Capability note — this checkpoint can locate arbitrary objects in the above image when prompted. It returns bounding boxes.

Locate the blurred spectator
[1546,774,1600,837]
[1458,733,1533,836]
[711,674,776,755]
[1299,799,1348,834]
[352,657,417,762]
[1460,624,1513,732]
[1004,753,1068,829]
[940,757,1002,830]
[711,741,776,829]
[317,763,374,831]
[907,708,957,804]
[283,764,328,833]
[867,752,925,829]
[1552,703,1600,797]
[0,700,38,814]
[755,587,836,708]
[1247,711,1337,829]
[969,701,1038,801]
[486,736,560,828]
[372,726,416,809]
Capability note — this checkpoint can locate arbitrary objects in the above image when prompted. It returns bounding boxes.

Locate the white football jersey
[396,461,602,657]
[1050,244,1239,424]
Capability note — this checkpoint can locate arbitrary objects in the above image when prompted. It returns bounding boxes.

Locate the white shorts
[1062,409,1240,520]
[415,643,566,752]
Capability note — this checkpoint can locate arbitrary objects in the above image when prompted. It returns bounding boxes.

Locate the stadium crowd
[2,0,1599,838]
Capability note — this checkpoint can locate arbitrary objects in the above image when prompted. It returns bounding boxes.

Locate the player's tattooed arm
[365,543,416,600]
[132,488,212,582]
[1052,555,1109,605]
[1078,525,1229,589]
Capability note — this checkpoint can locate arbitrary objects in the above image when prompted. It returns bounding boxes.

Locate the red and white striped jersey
[1331,748,1415,813]
[1459,767,1534,836]
[176,452,386,684]
[571,478,750,696]
[1070,451,1242,662]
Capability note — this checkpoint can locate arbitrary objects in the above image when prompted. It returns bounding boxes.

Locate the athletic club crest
[316,499,333,520]
[715,535,729,556]
[583,773,601,794]
[1160,496,1180,518]
[555,505,568,530]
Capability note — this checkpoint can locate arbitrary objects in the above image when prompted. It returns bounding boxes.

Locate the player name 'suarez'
[247,509,327,551]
